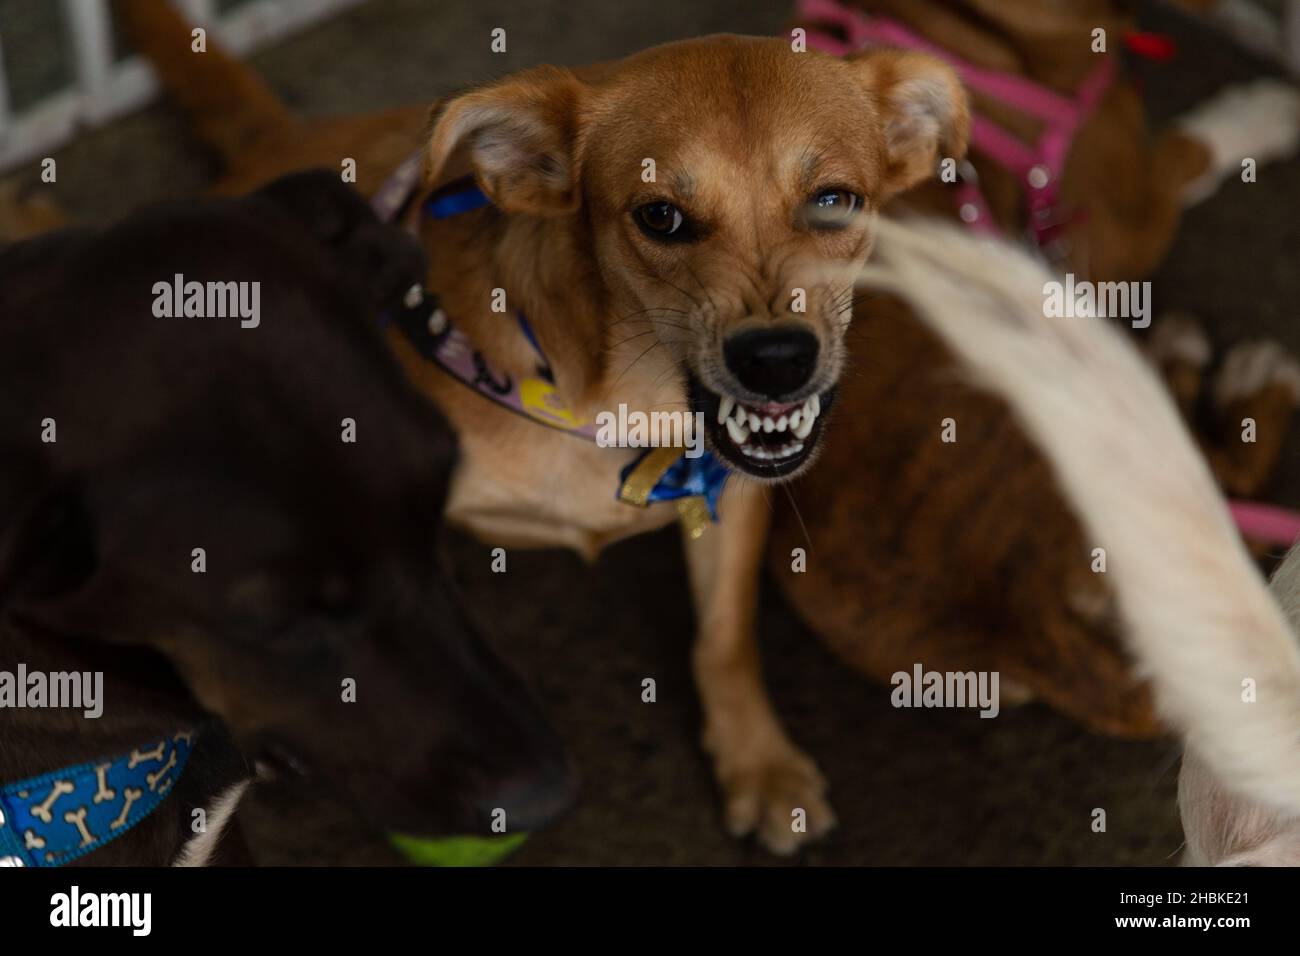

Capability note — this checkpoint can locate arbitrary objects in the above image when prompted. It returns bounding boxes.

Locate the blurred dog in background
[772,0,1300,735]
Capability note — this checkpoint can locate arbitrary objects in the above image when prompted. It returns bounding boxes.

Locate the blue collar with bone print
[0,730,195,867]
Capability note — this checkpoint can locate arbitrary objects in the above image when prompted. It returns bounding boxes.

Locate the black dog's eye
[805,189,862,230]
[313,575,356,618]
[635,201,690,241]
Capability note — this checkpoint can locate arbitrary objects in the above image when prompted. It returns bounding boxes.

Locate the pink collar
[798,0,1114,251]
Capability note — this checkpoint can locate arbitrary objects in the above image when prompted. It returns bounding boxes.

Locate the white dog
[859,216,1300,865]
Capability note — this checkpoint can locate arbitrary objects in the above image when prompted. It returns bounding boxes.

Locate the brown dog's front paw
[1145,312,1212,422]
[1214,339,1300,410]
[1146,312,1213,371]
[1205,339,1300,498]
[717,745,836,855]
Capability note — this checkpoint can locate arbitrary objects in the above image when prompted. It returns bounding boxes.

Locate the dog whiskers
[683,262,719,315]
[638,270,703,310]
[610,306,691,326]
[605,339,666,398]
[775,471,813,549]
[603,322,693,353]
[603,328,661,353]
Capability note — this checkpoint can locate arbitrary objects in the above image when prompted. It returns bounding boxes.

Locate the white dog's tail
[858,217,1300,816]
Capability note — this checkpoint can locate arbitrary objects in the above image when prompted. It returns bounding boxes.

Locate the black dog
[0,171,574,866]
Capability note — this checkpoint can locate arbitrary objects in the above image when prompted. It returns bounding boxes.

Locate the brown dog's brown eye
[635,201,689,241]
[806,189,862,230]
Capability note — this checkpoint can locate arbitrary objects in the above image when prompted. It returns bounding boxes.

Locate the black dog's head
[0,171,574,838]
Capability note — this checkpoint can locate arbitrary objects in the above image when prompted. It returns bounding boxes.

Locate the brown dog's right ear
[423,65,587,216]
[849,49,971,200]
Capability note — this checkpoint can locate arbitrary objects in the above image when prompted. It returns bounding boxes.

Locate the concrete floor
[2,0,1298,865]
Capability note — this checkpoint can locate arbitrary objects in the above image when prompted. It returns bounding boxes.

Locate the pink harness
[798,0,1114,250]
[796,0,1300,551]
[1229,501,1300,553]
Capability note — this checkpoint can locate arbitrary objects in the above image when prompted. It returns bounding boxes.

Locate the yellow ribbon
[616,446,684,507]
[617,446,711,539]
[675,497,712,540]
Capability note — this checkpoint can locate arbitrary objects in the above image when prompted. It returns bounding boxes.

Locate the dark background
[1,0,1297,864]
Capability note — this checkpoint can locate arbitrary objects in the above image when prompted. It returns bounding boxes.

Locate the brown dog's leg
[1069,78,1296,283]
[683,479,834,855]
[1174,79,1300,208]
[1075,126,1215,282]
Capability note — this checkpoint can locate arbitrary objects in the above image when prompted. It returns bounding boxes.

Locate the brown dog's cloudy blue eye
[806,189,862,229]
[636,201,688,241]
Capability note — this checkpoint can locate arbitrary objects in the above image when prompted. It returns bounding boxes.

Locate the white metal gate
[0,0,365,173]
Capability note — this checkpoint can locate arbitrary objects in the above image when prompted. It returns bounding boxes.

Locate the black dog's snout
[477,752,579,832]
[724,327,820,398]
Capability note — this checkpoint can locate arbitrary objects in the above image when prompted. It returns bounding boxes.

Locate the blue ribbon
[0,731,194,866]
[425,182,492,220]
[620,450,730,521]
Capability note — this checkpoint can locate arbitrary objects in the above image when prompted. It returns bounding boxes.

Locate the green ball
[389,831,529,867]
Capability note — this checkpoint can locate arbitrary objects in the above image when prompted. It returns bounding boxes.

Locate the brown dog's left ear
[851,49,970,200]
[423,65,587,216]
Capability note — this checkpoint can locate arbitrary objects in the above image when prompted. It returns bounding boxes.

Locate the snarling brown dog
[116,0,970,853]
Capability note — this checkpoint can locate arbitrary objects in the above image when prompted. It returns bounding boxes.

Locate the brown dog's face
[424,36,968,479]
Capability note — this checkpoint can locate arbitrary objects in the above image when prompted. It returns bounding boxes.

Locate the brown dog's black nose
[724,327,819,398]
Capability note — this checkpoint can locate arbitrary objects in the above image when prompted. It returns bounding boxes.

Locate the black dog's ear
[0,489,98,608]
[254,169,369,243]
[255,169,428,314]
